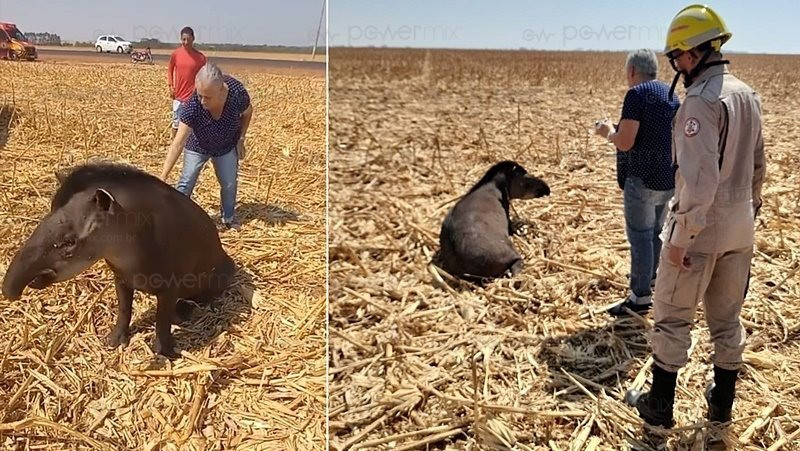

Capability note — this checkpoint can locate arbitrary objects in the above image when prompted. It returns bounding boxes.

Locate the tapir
[438,160,550,280]
[1,162,236,358]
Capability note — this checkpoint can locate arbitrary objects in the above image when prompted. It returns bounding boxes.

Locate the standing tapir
[1,162,236,358]
[438,160,550,280]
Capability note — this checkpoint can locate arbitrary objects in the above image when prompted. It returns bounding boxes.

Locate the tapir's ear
[54,168,70,185]
[94,188,116,212]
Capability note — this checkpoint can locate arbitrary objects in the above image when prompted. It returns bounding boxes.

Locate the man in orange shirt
[168,26,206,139]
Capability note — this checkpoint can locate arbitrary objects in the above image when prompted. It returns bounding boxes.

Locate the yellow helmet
[664,4,732,57]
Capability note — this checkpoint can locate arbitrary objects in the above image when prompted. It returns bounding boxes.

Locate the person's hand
[237,140,247,161]
[594,119,614,138]
[169,87,175,99]
[666,244,690,270]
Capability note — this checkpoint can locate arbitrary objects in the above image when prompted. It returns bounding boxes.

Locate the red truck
[0,22,37,61]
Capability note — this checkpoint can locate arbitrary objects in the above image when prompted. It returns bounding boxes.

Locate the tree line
[24,32,62,45]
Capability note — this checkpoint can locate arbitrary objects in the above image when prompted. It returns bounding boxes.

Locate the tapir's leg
[198,255,237,303]
[507,247,524,277]
[107,276,134,348]
[509,258,524,276]
[216,255,237,292]
[172,258,236,324]
[173,299,194,324]
[154,292,179,358]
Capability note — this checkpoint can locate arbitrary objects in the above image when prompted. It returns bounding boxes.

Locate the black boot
[706,366,738,423]
[625,364,678,428]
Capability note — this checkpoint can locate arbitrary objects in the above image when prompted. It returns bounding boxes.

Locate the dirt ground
[328,49,800,450]
[33,48,325,77]
[36,45,326,63]
[0,57,326,449]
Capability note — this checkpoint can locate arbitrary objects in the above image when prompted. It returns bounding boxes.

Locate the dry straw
[328,49,800,450]
[0,59,325,449]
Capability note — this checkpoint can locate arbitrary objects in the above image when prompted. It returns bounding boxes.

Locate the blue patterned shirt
[180,75,251,157]
[616,80,680,191]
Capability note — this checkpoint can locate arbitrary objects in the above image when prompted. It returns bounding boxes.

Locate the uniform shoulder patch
[684,117,701,137]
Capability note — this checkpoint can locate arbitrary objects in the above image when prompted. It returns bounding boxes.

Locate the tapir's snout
[2,287,20,301]
[538,181,551,197]
[2,271,25,300]
[28,269,57,289]
[1,236,51,300]
[522,175,550,199]
[2,263,57,299]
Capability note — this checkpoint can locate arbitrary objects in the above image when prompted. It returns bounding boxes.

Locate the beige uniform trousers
[650,244,753,372]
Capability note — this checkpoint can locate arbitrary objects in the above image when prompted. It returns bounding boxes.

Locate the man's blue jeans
[624,176,674,300]
[175,148,239,224]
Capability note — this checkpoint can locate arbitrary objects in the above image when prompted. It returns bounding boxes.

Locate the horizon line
[328,45,800,56]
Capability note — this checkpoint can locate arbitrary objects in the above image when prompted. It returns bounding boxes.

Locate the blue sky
[0,0,327,45]
[330,1,798,54]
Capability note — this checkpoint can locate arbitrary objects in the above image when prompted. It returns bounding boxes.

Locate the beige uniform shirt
[661,64,766,253]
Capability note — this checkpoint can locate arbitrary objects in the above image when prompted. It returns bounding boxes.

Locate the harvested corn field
[328,49,800,450]
[0,59,326,449]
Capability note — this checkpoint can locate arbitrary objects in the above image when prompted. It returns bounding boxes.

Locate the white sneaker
[629,292,652,305]
[223,221,241,231]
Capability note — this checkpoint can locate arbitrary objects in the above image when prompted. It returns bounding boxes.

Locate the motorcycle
[131,47,153,64]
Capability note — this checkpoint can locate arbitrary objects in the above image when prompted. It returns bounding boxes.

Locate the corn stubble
[328,49,800,450]
[0,60,326,450]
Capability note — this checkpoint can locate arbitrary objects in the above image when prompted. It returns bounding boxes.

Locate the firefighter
[625,3,767,433]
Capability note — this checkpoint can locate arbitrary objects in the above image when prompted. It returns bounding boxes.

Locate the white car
[95,35,132,53]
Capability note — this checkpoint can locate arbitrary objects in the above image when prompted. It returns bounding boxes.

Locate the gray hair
[195,62,225,88]
[625,49,658,79]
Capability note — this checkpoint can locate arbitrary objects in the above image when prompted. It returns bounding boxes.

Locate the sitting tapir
[438,160,550,280]
[1,162,236,358]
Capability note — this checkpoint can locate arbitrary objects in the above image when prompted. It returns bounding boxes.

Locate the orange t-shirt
[168,47,207,102]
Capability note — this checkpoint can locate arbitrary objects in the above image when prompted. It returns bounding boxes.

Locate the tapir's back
[439,184,518,278]
[55,163,230,270]
[110,175,227,257]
